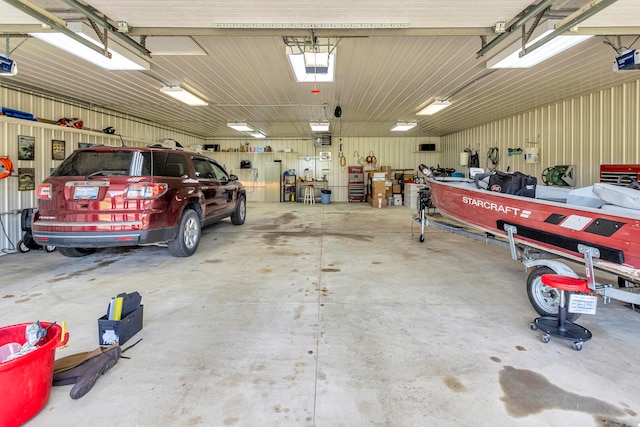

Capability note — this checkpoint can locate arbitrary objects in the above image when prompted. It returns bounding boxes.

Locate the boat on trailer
[418,165,640,318]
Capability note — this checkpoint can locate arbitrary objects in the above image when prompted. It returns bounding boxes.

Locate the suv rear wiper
[86,170,127,180]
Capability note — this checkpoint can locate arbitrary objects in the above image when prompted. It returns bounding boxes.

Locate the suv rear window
[53,150,187,178]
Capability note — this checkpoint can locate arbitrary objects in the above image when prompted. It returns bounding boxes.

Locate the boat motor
[541,165,576,187]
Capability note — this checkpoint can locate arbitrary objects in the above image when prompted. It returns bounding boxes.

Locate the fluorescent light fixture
[417,100,451,115]
[391,122,417,131]
[227,122,254,132]
[249,131,266,139]
[160,86,208,106]
[29,22,150,71]
[487,21,592,69]
[286,46,335,82]
[310,122,330,132]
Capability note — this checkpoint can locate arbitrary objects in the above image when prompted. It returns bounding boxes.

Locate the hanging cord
[486,147,499,172]
[0,213,17,254]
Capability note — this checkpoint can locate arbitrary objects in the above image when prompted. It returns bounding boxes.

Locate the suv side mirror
[229,174,239,181]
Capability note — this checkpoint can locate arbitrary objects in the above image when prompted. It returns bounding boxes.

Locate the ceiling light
[249,131,266,139]
[310,122,330,132]
[29,22,150,71]
[286,46,335,82]
[391,122,417,131]
[486,20,592,69]
[417,100,451,115]
[160,86,208,106]
[227,122,254,132]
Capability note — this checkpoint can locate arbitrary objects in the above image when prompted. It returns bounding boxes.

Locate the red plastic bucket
[0,322,69,427]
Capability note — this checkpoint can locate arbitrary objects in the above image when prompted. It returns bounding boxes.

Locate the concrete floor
[2,202,640,427]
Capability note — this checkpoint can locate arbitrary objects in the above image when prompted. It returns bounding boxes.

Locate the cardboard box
[371,181,386,192]
[368,193,387,208]
[392,184,401,193]
[98,305,143,346]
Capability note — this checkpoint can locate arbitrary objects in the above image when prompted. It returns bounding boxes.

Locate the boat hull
[427,178,640,281]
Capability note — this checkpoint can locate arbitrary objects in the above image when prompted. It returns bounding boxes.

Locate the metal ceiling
[1,0,639,139]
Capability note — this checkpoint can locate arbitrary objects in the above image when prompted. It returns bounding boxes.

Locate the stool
[530,274,592,351]
[303,185,315,205]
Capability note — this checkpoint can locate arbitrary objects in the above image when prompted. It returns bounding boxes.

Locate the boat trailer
[416,204,640,317]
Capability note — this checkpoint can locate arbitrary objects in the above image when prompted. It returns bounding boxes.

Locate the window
[151,153,186,177]
[192,158,215,179]
[54,151,136,177]
[211,162,229,180]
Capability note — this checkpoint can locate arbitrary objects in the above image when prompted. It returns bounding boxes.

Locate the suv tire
[57,247,97,257]
[231,194,246,225]
[168,209,201,257]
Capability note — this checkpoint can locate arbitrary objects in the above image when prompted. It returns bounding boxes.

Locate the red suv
[33,145,246,257]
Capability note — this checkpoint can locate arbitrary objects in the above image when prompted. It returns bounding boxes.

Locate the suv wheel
[57,247,96,257]
[231,195,246,225]
[168,209,201,257]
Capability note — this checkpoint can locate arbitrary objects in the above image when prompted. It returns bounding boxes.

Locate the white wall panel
[441,79,640,188]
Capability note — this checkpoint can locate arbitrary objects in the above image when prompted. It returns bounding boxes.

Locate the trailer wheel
[526,266,579,321]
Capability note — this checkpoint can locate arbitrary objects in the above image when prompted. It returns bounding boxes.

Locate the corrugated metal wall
[441,79,640,187]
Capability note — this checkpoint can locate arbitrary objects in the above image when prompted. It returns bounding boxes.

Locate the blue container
[320,189,331,204]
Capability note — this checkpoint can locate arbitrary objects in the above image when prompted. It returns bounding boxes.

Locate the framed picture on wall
[18,168,35,191]
[52,140,66,160]
[18,135,35,161]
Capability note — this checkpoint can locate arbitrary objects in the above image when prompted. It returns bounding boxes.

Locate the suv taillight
[125,183,168,199]
[36,184,52,199]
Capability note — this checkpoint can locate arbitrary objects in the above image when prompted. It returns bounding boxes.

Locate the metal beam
[128,26,493,37]
[59,0,151,56]
[2,0,108,57]
[521,0,619,58]
[476,0,555,58]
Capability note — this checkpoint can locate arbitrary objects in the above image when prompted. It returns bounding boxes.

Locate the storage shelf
[207,151,297,154]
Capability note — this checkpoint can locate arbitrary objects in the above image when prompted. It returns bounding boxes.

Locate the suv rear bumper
[33,228,177,248]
